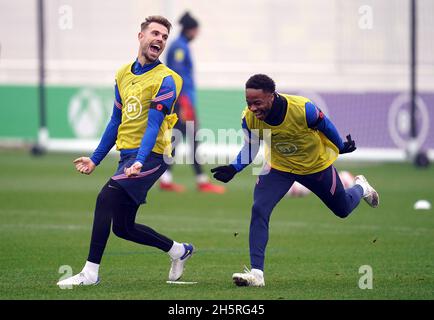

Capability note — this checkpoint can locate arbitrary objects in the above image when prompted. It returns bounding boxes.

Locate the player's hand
[73,157,96,175]
[211,165,237,183]
[340,134,357,154]
[124,161,143,177]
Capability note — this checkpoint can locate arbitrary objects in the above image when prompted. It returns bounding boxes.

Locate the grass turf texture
[0,150,433,299]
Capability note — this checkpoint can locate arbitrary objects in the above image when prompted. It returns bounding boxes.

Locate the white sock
[168,241,185,259]
[251,268,264,278]
[81,261,99,281]
[160,170,173,184]
[196,174,209,184]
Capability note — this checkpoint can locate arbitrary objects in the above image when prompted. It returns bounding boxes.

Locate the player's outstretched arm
[89,84,122,166]
[305,101,356,154]
[211,117,260,183]
[73,157,96,175]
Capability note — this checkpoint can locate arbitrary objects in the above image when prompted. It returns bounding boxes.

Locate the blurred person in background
[57,16,194,287]
[160,11,225,194]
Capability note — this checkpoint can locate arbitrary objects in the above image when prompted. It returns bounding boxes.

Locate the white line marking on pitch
[166,281,198,285]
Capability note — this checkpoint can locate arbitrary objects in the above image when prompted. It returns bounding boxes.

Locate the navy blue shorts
[110,152,167,205]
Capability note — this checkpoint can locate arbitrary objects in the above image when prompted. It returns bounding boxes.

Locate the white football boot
[168,243,195,281]
[354,175,379,208]
[232,267,265,287]
[56,272,99,288]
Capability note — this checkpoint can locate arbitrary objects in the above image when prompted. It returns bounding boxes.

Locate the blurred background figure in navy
[160,12,225,194]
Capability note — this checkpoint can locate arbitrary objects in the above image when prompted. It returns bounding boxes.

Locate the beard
[141,49,157,63]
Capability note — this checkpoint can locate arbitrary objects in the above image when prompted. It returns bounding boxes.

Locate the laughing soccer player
[57,16,194,287]
[211,74,379,287]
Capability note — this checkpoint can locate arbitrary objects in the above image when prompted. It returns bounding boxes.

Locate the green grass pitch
[0,150,433,299]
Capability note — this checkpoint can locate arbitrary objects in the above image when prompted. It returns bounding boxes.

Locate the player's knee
[251,202,270,220]
[332,207,351,219]
[252,203,263,216]
[112,222,129,240]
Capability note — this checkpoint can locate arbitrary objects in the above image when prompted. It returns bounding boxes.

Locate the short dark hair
[141,15,172,33]
[245,74,276,93]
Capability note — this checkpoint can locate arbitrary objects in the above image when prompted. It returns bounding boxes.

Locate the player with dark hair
[57,16,194,287]
[160,11,225,194]
[211,74,379,287]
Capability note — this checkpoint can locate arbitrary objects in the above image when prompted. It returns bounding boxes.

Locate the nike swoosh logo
[182,250,191,259]
[108,184,120,190]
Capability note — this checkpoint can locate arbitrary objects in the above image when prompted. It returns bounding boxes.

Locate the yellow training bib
[243,94,339,174]
[114,62,182,156]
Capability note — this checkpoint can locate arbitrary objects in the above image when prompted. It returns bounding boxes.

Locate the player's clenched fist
[73,157,96,175]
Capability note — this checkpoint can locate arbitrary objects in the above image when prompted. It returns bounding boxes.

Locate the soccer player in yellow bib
[57,16,194,287]
[211,74,379,287]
